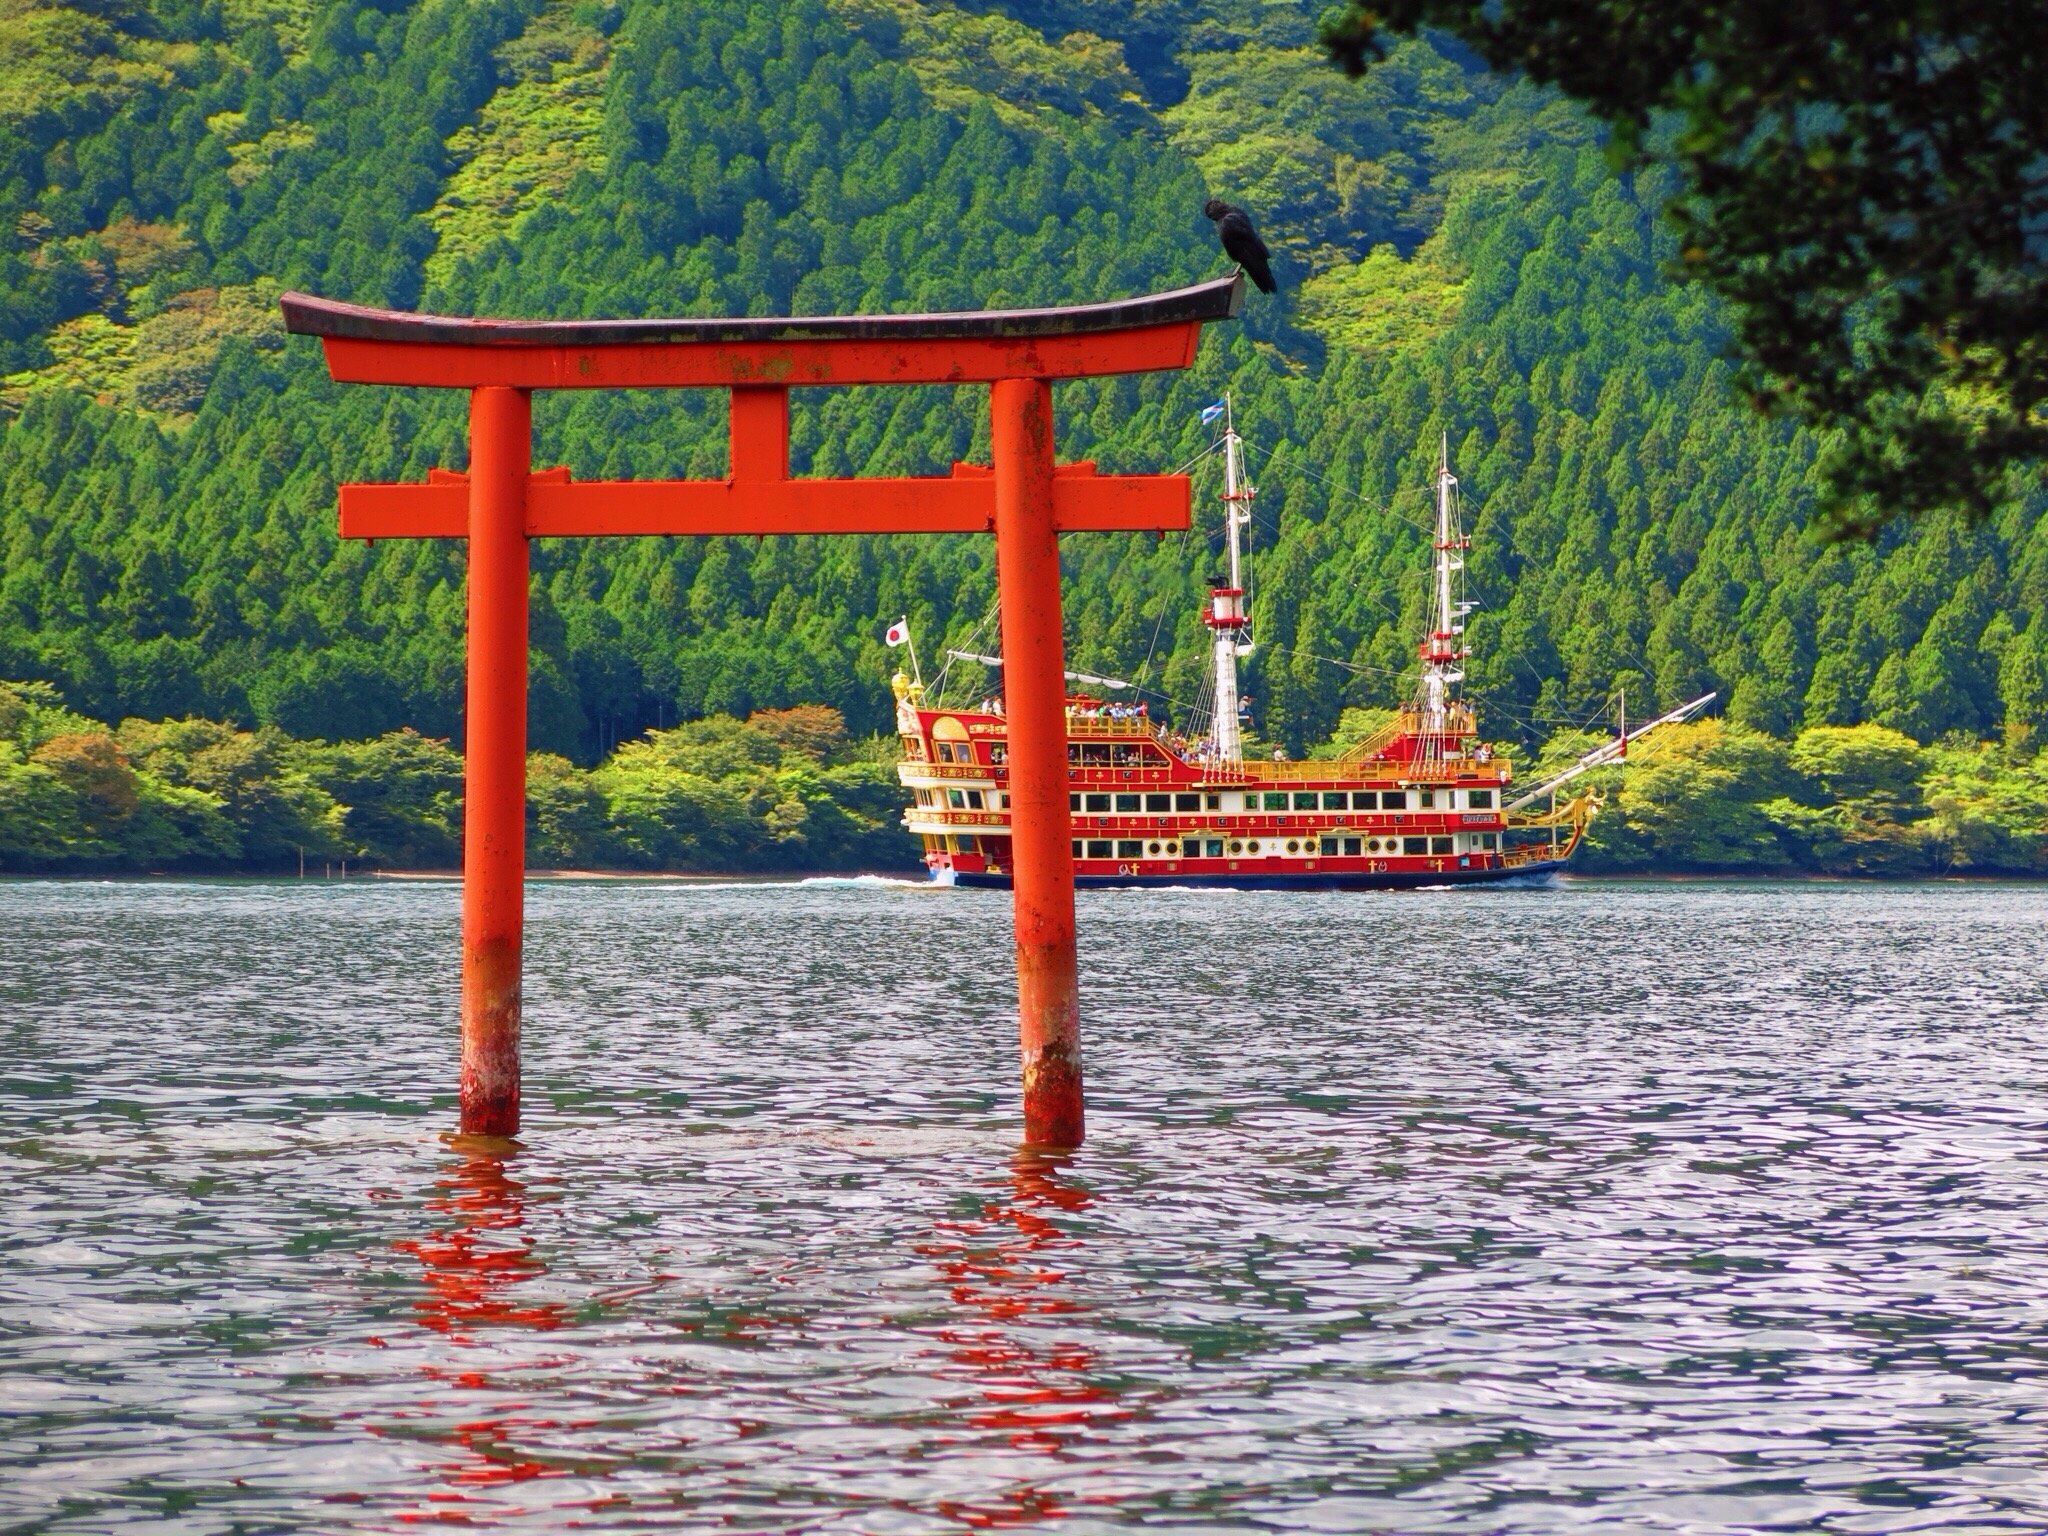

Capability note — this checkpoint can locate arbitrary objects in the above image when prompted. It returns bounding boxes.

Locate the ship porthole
[1285,839,1299,854]
[1247,840,1261,854]
[1147,841,1161,855]
[1228,840,1243,855]
[1368,838,1381,852]
[1163,841,1179,856]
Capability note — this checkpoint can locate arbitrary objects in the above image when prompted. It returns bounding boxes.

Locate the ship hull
[949,858,1568,891]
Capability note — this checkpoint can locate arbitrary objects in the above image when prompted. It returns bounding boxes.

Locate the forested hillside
[2,0,2044,776]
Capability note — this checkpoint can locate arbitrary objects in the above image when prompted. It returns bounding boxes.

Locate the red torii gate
[281,276,1242,1148]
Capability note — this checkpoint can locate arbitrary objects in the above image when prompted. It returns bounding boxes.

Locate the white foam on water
[597,880,762,892]
[794,874,933,890]
[1487,870,1563,889]
[568,875,931,893]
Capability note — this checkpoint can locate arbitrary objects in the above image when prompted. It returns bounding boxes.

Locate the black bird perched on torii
[1204,198,1276,294]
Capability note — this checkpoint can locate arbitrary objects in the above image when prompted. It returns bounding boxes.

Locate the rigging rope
[1134,437,1225,692]
[931,595,1000,707]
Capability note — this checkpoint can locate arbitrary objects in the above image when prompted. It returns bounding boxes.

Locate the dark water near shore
[4,877,2047,1533]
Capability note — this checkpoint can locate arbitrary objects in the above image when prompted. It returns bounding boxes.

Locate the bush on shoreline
[0,683,914,875]
[1575,720,2048,876]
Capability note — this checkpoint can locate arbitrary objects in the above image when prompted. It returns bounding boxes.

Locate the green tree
[0,745,92,867]
[1322,0,2048,529]
[1582,718,1792,869]
[1763,723,1934,873]
[526,751,611,868]
[296,729,465,866]
[119,717,345,866]
[2,0,2044,768]
[30,731,138,851]
[1998,629,2048,751]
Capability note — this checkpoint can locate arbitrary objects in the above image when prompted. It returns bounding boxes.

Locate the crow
[1205,198,1276,294]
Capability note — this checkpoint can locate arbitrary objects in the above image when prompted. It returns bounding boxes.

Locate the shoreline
[2,867,2045,886]
[0,867,926,884]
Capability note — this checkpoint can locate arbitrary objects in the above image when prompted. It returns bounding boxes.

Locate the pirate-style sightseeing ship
[892,406,1711,890]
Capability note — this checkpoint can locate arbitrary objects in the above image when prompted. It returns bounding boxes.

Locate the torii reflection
[915,1150,1124,1529]
[397,1148,567,1341]
[383,1146,577,1506]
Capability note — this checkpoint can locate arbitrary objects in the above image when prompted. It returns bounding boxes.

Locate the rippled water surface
[5,877,2048,1533]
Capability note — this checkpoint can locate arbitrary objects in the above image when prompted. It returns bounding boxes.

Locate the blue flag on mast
[1199,399,1227,425]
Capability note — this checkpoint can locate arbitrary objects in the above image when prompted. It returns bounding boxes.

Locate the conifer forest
[2,0,2044,875]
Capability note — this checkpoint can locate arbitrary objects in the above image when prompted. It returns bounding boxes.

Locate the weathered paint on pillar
[460,385,531,1137]
[991,377,1084,1148]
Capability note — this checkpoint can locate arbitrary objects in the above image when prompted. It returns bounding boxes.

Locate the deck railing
[906,704,1512,786]
[1064,713,1157,737]
[1221,754,1509,786]
[903,747,1512,784]
[907,809,1012,829]
[899,762,999,780]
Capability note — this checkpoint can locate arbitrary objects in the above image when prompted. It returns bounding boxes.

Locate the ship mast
[1204,396,1254,764]
[1418,432,1470,744]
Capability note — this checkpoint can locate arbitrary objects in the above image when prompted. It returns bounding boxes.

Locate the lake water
[3,877,2047,1533]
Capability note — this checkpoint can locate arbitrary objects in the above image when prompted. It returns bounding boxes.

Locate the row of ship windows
[928,741,1202,769]
[1062,833,1501,859]
[910,741,1168,768]
[915,788,1006,810]
[1073,788,1493,814]
[914,787,1499,814]
[928,740,1000,764]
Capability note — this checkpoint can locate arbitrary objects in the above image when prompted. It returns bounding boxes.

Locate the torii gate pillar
[991,378,1081,1145]
[282,277,1242,1147]
[462,385,532,1135]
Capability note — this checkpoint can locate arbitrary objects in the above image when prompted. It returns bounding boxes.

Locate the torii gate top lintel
[280,274,1244,389]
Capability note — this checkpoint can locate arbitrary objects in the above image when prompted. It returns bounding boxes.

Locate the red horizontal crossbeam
[339,463,1189,540]
[317,326,1205,390]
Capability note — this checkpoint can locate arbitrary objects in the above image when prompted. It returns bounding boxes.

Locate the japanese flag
[884,617,910,648]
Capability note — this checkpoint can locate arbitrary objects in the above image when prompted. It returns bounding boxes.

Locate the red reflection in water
[394,1152,568,1342]
[917,1152,1120,1528]
[368,1147,1119,1528]
[378,1149,577,1519]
